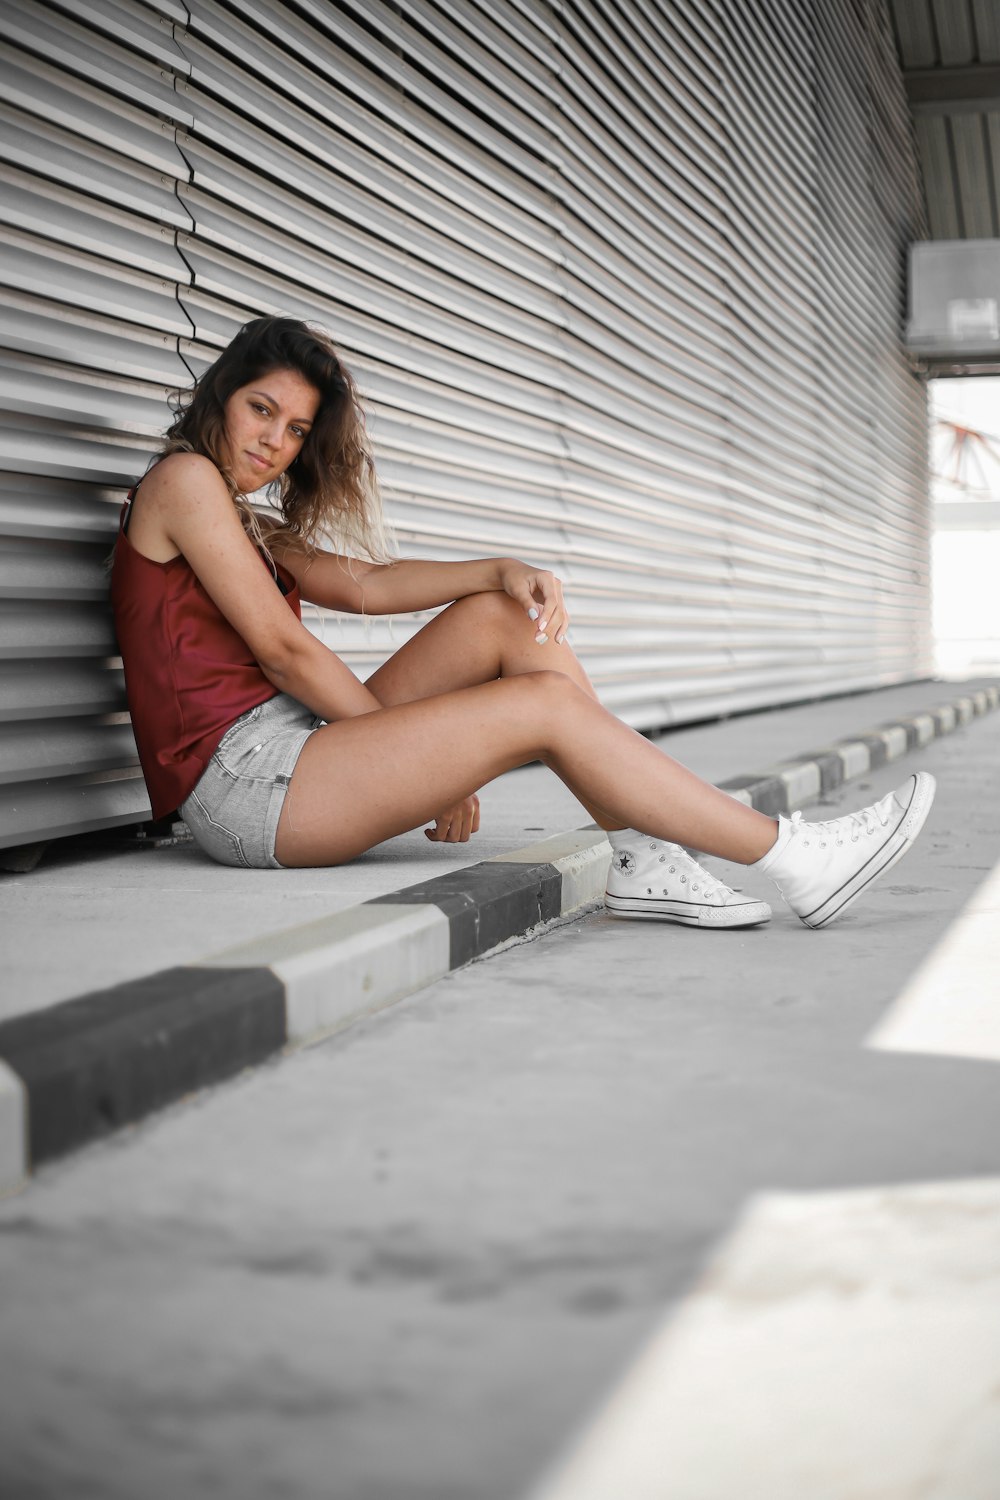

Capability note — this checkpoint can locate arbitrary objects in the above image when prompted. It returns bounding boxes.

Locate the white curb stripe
[836,740,871,778]
[778,761,821,804]
[905,713,936,746]
[876,724,908,759]
[203,904,451,1047]
[867,858,1000,1062]
[0,1059,28,1199]
[935,704,957,734]
[528,1179,1000,1500]
[493,830,611,912]
[725,788,754,807]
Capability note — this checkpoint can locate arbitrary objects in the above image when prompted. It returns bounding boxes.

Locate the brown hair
[161,316,391,562]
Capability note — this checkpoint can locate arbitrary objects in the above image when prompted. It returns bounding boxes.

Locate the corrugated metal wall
[0,0,932,850]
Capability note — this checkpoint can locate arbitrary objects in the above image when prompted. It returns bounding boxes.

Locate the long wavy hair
[160,316,391,563]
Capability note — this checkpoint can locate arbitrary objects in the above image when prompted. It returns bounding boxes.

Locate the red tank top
[110,490,302,819]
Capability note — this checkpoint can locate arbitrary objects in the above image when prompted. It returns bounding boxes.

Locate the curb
[716,685,998,814]
[2,683,997,1194]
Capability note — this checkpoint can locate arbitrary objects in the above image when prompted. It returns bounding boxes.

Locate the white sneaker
[753,771,936,929]
[605,830,772,928]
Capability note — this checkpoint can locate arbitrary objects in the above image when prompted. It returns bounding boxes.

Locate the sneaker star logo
[614,850,636,875]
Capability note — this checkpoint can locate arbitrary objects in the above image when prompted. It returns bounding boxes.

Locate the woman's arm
[277,548,569,643]
[149,453,379,721]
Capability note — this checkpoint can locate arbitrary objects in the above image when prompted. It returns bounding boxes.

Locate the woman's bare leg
[365,592,618,825]
[366,591,600,702]
[275,670,777,868]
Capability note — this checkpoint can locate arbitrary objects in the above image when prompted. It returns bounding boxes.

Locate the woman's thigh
[274,675,567,867]
[366,591,595,708]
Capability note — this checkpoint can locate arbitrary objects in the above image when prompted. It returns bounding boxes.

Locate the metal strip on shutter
[0,0,931,851]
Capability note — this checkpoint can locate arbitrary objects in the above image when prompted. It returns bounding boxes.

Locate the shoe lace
[788,805,888,840]
[662,843,735,904]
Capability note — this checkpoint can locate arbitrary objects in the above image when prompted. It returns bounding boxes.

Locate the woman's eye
[291,426,306,439]
[251,403,269,415]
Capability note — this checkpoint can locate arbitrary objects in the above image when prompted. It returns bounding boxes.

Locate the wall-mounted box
[905,240,1000,374]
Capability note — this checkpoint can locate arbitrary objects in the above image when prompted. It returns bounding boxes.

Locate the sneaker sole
[799,771,937,929]
[604,894,772,928]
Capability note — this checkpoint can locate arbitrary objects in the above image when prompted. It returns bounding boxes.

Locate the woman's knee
[507,667,583,707]
[449,589,523,633]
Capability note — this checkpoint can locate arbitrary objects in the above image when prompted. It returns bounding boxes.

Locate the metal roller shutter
[0,0,192,845]
[0,0,930,852]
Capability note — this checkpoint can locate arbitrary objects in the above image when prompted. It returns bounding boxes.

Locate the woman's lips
[246,452,270,471]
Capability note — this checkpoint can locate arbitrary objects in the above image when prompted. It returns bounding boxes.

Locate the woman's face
[222,367,322,493]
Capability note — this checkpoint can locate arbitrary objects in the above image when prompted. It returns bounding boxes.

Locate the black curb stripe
[890,718,924,751]
[367,860,563,968]
[857,733,890,768]
[0,967,285,1165]
[718,775,789,816]
[794,750,847,794]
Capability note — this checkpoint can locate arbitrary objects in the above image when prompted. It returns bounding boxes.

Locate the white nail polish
[535,633,548,644]
[528,607,538,621]
[539,619,548,632]
[556,633,566,644]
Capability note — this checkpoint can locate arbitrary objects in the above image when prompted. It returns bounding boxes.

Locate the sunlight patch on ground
[528,1178,1000,1500]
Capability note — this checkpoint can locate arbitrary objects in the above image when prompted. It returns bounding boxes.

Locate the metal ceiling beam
[905,64,1000,114]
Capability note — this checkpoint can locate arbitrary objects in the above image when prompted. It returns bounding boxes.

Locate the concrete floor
[0,677,978,1019]
[1,707,998,1499]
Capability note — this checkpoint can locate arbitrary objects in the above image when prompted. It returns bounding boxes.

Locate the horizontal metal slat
[0,174,191,281]
[1,773,151,849]
[0,106,189,225]
[0,51,189,178]
[0,720,139,784]
[192,0,560,229]
[0,599,119,660]
[7,0,191,124]
[44,0,192,73]
[0,234,191,335]
[0,422,154,486]
[0,300,189,384]
[0,660,126,719]
[177,181,559,331]
[0,537,114,602]
[0,471,124,543]
[0,355,176,441]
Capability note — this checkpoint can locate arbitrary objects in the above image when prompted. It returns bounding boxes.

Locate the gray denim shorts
[180,694,324,869]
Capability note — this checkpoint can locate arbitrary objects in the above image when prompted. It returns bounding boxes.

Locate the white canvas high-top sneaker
[753,771,936,928]
[605,830,772,928]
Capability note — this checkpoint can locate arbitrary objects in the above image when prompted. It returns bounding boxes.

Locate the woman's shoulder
[144,450,223,492]
[140,452,234,524]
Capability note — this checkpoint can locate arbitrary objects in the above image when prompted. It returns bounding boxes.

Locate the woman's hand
[496,560,569,646]
[424,794,481,843]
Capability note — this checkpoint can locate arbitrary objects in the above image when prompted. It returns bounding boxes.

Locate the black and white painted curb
[716,685,998,813]
[0,831,609,1196]
[1,684,997,1195]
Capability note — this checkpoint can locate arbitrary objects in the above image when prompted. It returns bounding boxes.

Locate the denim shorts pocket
[215,702,263,756]
[181,783,250,869]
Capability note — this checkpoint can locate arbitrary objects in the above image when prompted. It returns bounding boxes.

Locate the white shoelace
[788,806,888,840]
[662,843,734,903]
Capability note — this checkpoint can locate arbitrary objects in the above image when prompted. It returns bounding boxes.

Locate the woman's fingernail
[556,632,566,644]
[539,619,548,632]
[528,607,539,620]
[535,632,548,644]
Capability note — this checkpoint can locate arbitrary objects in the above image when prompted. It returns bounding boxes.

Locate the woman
[111,316,934,930]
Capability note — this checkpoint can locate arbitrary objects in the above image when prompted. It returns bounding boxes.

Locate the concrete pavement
[1,676,998,1193]
[0,692,998,1499]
